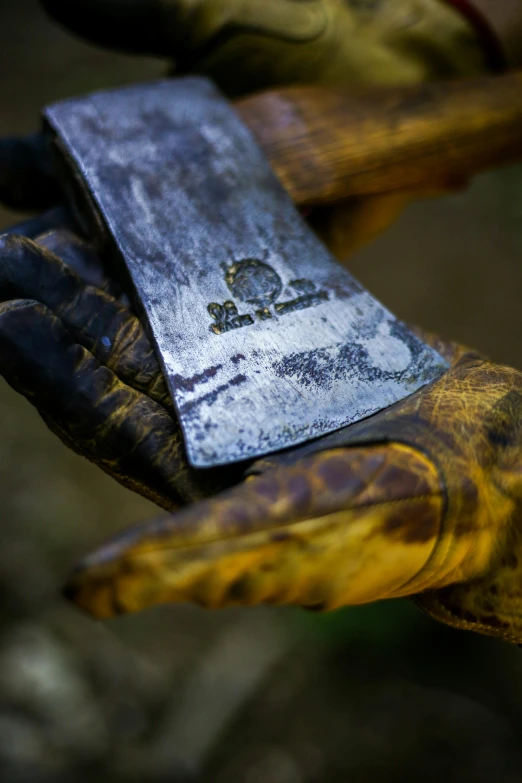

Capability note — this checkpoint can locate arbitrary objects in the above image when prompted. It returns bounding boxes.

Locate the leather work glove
[65,332,522,647]
[39,0,505,89]
[1,0,522,644]
[2,232,522,645]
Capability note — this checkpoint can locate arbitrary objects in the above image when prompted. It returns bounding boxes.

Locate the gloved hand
[64,332,522,647]
[1,0,521,644]
[40,0,502,91]
[2,231,522,644]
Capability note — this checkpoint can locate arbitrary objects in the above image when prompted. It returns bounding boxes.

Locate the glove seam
[125,492,444,557]
[413,594,521,643]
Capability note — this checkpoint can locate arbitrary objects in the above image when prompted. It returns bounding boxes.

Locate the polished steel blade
[45,78,448,468]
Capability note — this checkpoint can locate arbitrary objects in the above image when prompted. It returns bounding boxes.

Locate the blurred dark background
[1,1,522,781]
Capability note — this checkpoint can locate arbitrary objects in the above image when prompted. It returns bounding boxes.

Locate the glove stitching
[414,593,521,643]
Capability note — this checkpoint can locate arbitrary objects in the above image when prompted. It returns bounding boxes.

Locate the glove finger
[0,299,224,508]
[2,223,131,301]
[63,442,445,618]
[0,234,168,407]
[40,0,324,64]
[2,206,76,240]
[36,228,125,299]
[40,0,173,57]
[0,132,61,211]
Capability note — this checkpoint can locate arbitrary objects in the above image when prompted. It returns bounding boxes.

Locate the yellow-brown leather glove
[40,0,502,90]
[59,325,522,646]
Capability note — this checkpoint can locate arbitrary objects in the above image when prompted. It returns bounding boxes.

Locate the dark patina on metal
[44,78,448,468]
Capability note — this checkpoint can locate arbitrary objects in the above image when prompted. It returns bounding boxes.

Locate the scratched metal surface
[45,77,448,468]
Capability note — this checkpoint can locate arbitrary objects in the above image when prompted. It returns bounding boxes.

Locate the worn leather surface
[257,336,522,642]
[64,441,446,617]
[0,234,241,508]
[65,346,522,644]
[41,0,490,91]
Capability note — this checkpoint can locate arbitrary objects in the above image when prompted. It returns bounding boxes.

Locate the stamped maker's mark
[208,260,329,335]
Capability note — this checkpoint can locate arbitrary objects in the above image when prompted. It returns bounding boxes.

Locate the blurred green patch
[291,598,428,645]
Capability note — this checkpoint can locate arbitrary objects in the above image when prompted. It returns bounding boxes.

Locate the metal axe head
[44,77,448,468]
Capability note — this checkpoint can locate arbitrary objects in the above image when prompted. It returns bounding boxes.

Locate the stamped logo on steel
[208,260,329,335]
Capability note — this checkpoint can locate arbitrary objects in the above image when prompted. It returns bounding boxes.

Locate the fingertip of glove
[62,575,82,605]
[63,567,118,619]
